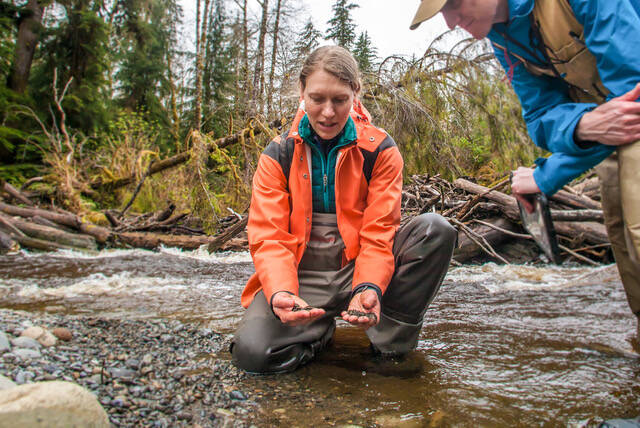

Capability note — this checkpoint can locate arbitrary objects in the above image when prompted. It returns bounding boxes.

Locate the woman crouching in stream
[231,45,457,373]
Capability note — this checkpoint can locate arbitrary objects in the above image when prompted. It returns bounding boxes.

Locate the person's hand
[511,166,541,214]
[341,288,380,329]
[271,292,325,326]
[575,82,640,146]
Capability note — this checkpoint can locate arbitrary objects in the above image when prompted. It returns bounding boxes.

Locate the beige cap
[410,0,448,30]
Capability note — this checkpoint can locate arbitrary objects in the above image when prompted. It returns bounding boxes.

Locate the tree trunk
[8,216,97,249]
[266,0,282,117]
[194,0,211,131]
[0,229,18,254]
[7,0,44,93]
[167,53,181,148]
[116,231,218,250]
[453,178,520,221]
[0,201,112,243]
[252,0,269,115]
[550,209,603,222]
[554,221,609,245]
[550,189,601,210]
[453,217,519,263]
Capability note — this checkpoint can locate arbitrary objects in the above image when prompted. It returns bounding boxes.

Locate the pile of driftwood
[402,172,608,265]
[0,179,247,254]
[0,172,610,266]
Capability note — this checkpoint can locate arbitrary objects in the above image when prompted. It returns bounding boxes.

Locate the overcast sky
[179,0,452,60]
[304,0,450,59]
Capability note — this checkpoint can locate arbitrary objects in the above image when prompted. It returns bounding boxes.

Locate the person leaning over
[230,45,457,374]
[410,0,640,337]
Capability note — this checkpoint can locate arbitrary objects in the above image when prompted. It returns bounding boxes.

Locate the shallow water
[0,248,638,426]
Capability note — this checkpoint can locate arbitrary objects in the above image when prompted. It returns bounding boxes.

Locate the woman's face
[300,69,356,140]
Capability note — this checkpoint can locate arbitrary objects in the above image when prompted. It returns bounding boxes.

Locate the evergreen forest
[0,0,541,232]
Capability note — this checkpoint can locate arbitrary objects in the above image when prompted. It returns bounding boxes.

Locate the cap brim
[410,0,448,30]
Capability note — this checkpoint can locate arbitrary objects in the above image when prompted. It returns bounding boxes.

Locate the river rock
[21,327,57,348]
[0,332,10,354]
[0,376,16,391]
[0,381,110,428]
[10,337,40,350]
[12,349,42,360]
[20,326,45,340]
[51,328,72,342]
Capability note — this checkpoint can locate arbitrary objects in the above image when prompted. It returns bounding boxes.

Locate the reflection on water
[0,249,638,425]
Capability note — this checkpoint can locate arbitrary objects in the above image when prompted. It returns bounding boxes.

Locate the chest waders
[232,212,457,374]
[497,0,640,317]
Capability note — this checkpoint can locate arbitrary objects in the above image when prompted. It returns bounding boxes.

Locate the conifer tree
[30,0,111,132]
[294,20,322,61]
[352,31,377,73]
[202,0,234,135]
[115,0,183,145]
[326,0,358,49]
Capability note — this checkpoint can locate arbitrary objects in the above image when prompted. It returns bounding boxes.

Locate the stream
[0,248,638,426]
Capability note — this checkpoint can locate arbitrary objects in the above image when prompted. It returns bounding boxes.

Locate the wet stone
[12,348,42,360]
[141,354,153,366]
[108,368,137,382]
[15,370,34,385]
[0,331,10,353]
[176,411,192,421]
[10,336,41,350]
[125,358,140,369]
[52,327,72,341]
[229,390,247,401]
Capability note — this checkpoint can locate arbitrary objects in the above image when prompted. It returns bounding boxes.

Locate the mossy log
[9,216,97,250]
[0,202,111,243]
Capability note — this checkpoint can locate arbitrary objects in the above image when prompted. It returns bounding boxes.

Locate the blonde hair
[299,45,361,94]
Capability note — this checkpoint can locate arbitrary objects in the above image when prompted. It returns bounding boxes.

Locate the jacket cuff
[269,291,295,320]
[351,283,383,304]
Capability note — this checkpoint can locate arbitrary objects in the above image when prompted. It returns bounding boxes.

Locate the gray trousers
[231,213,457,373]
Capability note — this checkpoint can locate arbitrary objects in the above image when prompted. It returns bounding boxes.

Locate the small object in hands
[346,310,378,323]
[291,303,315,312]
[517,192,561,264]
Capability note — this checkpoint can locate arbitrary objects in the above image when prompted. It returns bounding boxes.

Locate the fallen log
[116,231,217,250]
[1,180,34,206]
[554,221,609,245]
[453,178,520,221]
[550,209,603,222]
[0,202,112,243]
[208,215,249,253]
[550,189,601,210]
[453,217,520,264]
[0,229,18,254]
[91,118,286,191]
[8,216,97,250]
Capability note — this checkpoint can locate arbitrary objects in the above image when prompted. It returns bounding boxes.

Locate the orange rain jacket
[241,100,404,308]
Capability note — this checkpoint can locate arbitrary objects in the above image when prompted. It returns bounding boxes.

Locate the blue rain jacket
[487,0,640,195]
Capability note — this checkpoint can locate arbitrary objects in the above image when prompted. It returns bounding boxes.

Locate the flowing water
[0,248,638,426]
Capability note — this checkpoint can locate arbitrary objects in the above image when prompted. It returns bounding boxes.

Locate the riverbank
[0,309,253,427]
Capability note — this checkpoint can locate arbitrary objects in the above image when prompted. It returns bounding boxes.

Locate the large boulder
[0,381,110,428]
[0,375,15,391]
